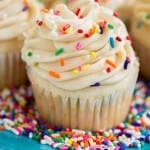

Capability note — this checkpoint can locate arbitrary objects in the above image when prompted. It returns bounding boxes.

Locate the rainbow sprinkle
[0,80,150,149]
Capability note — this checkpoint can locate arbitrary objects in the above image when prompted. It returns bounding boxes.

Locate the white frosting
[130,0,150,50]
[22,3,138,91]
[0,0,42,40]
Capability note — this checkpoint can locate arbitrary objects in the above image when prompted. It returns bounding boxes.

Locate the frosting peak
[22,3,138,91]
[0,0,42,40]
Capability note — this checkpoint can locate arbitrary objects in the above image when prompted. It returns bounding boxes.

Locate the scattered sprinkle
[76,42,82,50]
[72,69,79,75]
[116,36,122,42]
[77,29,84,34]
[27,51,32,57]
[55,48,64,56]
[49,71,61,78]
[41,8,49,13]
[90,52,96,59]
[59,58,65,67]
[36,20,43,26]
[22,6,29,12]
[107,24,114,29]
[105,59,117,68]
[82,64,91,71]
[124,57,131,70]
[109,37,115,48]
[75,8,81,16]
[90,82,101,87]
[0,80,150,150]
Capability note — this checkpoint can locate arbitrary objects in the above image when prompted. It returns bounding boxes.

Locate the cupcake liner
[0,50,27,89]
[28,64,139,131]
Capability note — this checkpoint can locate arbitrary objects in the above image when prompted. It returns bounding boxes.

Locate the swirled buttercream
[22,3,138,91]
[0,0,42,40]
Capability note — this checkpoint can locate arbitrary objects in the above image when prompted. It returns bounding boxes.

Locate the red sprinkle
[113,12,119,17]
[116,36,122,42]
[75,8,81,16]
[77,29,84,34]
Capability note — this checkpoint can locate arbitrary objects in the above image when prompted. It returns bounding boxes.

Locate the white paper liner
[0,50,27,89]
[28,64,139,131]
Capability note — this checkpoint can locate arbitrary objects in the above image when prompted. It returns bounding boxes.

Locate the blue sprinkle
[109,37,115,48]
[124,59,130,70]
[22,6,29,12]
[90,82,101,87]
[99,26,104,34]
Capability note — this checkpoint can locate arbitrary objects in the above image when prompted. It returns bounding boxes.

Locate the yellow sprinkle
[90,52,96,59]
[146,97,150,102]
[72,69,79,75]
[94,25,100,33]
[19,99,26,107]
[67,139,73,145]
[66,27,73,34]
[82,64,91,71]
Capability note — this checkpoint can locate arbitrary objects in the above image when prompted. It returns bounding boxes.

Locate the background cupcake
[0,0,43,89]
[22,2,139,131]
[129,0,150,80]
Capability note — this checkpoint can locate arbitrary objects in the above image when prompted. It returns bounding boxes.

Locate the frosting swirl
[22,3,138,91]
[0,0,42,40]
[130,0,150,50]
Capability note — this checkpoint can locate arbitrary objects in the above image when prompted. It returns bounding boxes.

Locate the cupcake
[22,3,139,130]
[0,0,42,89]
[46,0,136,25]
[130,0,150,80]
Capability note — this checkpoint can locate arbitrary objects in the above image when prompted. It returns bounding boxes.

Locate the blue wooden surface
[0,131,150,150]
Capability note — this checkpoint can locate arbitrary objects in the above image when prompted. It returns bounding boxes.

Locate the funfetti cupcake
[0,0,43,89]
[22,2,139,131]
[47,0,136,25]
[130,0,150,80]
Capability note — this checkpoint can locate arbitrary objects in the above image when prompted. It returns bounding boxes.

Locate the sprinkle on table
[0,80,150,149]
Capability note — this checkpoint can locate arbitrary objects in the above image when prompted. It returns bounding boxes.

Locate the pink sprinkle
[78,66,82,71]
[63,24,71,31]
[54,10,60,15]
[76,42,82,50]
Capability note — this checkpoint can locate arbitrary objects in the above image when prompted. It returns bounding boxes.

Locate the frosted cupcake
[47,0,136,24]
[0,0,42,89]
[22,3,139,130]
[130,0,150,80]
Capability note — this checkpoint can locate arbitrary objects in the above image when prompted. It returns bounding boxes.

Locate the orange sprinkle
[84,140,89,147]
[105,59,117,68]
[0,126,5,130]
[23,0,30,6]
[88,28,95,36]
[49,71,61,79]
[59,58,65,67]
[41,8,49,13]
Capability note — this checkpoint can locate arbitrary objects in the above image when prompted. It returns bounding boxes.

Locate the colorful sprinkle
[90,82,101,87]
[107,24,114,29]
[109,37,115,48]
[76,42,82,50]
[55,48,64,56]
[124,57,131,70]
[0,79,150,149]
[90,52,96,59]
[105,59,117,68]
[49,71,61,78]
[59,58,65,67]
[27,51,32,57]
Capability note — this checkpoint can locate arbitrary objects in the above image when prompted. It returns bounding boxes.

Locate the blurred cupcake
[130,0,150,80]
[46,0,135,21]
[22,3,139,131]
[0,0,42,89]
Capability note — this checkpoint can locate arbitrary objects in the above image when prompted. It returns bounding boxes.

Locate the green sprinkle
[27,52,32,57]
[55,48,64,56]
[146,13,150,20]
[108,24,114,29]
